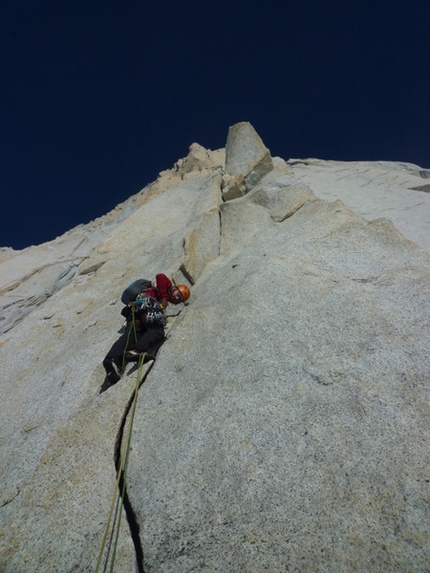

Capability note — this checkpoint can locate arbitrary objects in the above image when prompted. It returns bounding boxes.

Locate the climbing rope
[95,352,146,573]
[121,305,139,370]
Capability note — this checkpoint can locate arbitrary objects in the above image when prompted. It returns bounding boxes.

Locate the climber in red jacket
[100,274,190,393]
[121,273,189,309]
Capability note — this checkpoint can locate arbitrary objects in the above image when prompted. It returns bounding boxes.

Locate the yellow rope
[95,353,146,573]
[121,306,138,369]
[108,353,146,571]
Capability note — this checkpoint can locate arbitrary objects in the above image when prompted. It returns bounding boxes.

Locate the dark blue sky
[1,1,429,249]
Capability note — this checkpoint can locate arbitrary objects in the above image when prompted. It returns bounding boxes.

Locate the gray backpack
[121,279,152,305]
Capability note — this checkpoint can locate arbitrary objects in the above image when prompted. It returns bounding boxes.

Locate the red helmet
[176,284,190,302]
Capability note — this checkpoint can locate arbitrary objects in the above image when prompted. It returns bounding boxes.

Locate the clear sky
[1,0,429,249]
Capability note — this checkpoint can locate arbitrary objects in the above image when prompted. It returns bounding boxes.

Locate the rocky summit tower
[1,123,429,572]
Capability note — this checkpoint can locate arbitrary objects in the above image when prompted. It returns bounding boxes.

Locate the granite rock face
[0,124,429,572]
[223,121,274,200]
[287,157,430,252]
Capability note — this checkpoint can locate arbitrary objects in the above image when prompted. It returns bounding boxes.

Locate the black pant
[104,322,165,369]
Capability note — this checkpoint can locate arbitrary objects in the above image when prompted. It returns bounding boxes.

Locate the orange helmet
[177,284,190,302]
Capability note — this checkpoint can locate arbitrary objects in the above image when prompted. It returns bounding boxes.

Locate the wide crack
[113,362,155,573]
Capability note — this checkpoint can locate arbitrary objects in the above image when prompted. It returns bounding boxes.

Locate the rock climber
[100,274,190,393]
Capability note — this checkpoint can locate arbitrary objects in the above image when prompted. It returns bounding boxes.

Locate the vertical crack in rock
[179,261,195,286]
[113,364,155,573]
[181,206,222,285]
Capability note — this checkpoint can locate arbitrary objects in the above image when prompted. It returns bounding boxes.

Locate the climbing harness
[119,296,165,370]
[134,293,166,326]
[120,305,139,370]
[95,353,146,573]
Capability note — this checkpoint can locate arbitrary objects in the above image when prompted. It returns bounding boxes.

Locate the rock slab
[128,172,430,572]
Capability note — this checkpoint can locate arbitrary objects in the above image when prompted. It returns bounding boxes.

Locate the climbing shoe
[99,371,120,393]
[100,357,122,393]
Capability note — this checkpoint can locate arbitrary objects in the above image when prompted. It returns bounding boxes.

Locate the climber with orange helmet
[120,274,190,307]
[100,273,190,392]
[168,283,190,305]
